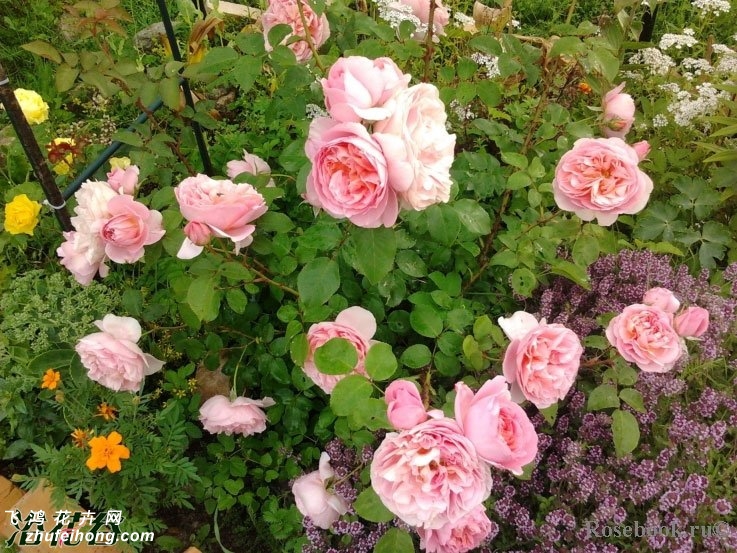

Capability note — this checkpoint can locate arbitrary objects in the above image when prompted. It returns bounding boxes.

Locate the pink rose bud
[643,287,680,314]
[674,306,709,338]
[292,452,349,529]
[632,140,651,162]
[183,221,212,246]
[385,380,427,430]
[601,82,635,139]
[107,165,140,195]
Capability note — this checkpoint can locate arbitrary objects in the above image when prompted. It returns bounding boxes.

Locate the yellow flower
[71,428,91,448]
[48,138,76,176]
[4,194,41,235]
[109,156,131,170]
[40,368,61,390]
[96,402,118,421]
[13,88,49,125]
[86,431,130,473]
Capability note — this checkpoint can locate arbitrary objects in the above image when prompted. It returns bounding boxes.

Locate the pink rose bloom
[199,394,275,436]
[500,312,583,409]
[643,287,680,314]
[385,379,428,430]
[373,83,456,211]
[674,306,709,339]
[100,195,164,263]
[292,452,350,529]
[371,417,492,529]
[302,306,376,393]
[58,231,109,286]
[552,137,653,226]
[605,304,686,373]
[174,174,268,259]
[454,378,538,475]
[183,221,213,246]
[388,0,450,38]
[305,118,398,228]
[262,0,330,62]
[417,504,493,553]
[107,165,140,195]
[226,150,275,188]
[75,314,164,392]
[321,56,411,123]
[601,83,635,138]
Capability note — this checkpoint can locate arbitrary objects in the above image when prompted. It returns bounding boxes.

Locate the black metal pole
[0,62,73,231]
[155,0,214,176]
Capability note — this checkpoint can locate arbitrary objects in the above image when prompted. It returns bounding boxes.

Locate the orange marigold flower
[86,431,130,473]
[578,82,592,94]
[96,402,118,421]
[41,369,61,390]
[71,428,91,448]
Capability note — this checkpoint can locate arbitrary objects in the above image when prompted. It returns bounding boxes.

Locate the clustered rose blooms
[499,311,583,409]
[262,0,330,62]
[552,137,653,226]
[301,306,378,393]
[601,82,635,138]
[199,394,275,436]
[106,157,140,195]
[292,452,349,529]
[57,180,164,285]
[75,314,164,392]
[305,55,455,227]
[174,174,268,259]
[226,149,276,188]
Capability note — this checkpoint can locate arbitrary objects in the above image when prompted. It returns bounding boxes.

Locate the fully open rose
[292,452,349,529]
[199,395,275,436]
[262,0,330,62]
[416,504,493,553]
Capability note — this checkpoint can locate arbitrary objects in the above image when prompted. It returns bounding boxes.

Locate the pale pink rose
[373,83,456,210]
[262,0,330,62]
[106,165,140,195]
[417,504,493,553]
[321,56,411,123]
[500,312,583,409]
[302,306,377,393]
[605,304,686,373]
[643,287,680,314]
[100,195,164,263]
[199,394,275,436]
[183,221,213,246]
[226,150,275,188]
[388,0,450,37]
[75,314,164,392]
[305,118,398,228]
[57,231,109,286]
[632,140,650,161]
[674,306,710,339]
[454,378,538,475]
[552,137,653,226]
[371,417,492,529]
[174,174,267,259]
[601,83,635,138]
[385,379,428,430]
[292,452,350,529]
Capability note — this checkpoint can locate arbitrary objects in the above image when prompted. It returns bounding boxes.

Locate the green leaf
[121,289,143,317]
[396,250,427,277]
[353,488,395,523]
[290,334,309,366]
[350,227,396,285]
[330,375,373,416]
[314,338,358,375]
[374,529,414,553]
[549,36,584,58]
[510,267,537,296]
[187,276,221,322]
[612,409,640,457]
[160,76,182,111]
[225,288,247,314]
[21,40,62,63]
[111,130,143,148]
[29,350,75,372]
[500,151,528,169]
[365,343,398,381]
[587,384,620,411]
[549,259,590,289]
[426,204,461,245]
[400,344,432,369]
[55,63,79,92]
[539,403,558,425]
[615,364,638,386]
[298,257,340,307]
[410,305,443,338]
[619,388,645,413]
[232,55,262,93]
[507,171,532,190]
[454,199,492,236]
[572,235,600,266]
[490,250,519,268]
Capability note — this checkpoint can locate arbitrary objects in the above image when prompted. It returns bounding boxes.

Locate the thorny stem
[422,0,437,82]
[136,100,197,175]
[206,244,300,297]
[421,367,433,409]
[296,0,326,73]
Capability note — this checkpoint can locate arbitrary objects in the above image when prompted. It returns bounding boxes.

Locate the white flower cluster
[660,82,682,94]
[666,82,729,127]
[471,52,501,79]
[306,103,328,119]
[652,114,669,128]
[681,57,713,80]
[714,45,737,73]
[628,48,676,76]
[449,99,476,121]
[691,0,730,16]
[453,11,474,27]
[373,0,425,33]
[659,29,699,50]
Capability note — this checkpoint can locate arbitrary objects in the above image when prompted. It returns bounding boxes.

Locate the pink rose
[552,137,653,226]
[674,306,709,339]
[292,452,350,529]
[174,174,268,259]
[643,287,680,314]
[100,195,164,263]
[373,83,456,210]
[605,304,686,373]
[199,394,275,436]
[454,378,538,475]
[107,165,140,195]
[601,83,635,138]
[262,0,330,62]
[389,0,450,37]
[75,314,164,392]
[58,231,109,286]
[305,118,398,228]
[632,140,650,161]
[500,312,583,409]
[385,379,428,430]
[302,306,377,393]
[321,56,411,123]
[417,504,493,553]
[226,150,275,188]
[183,221,213,247]
[371,417,492,529]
